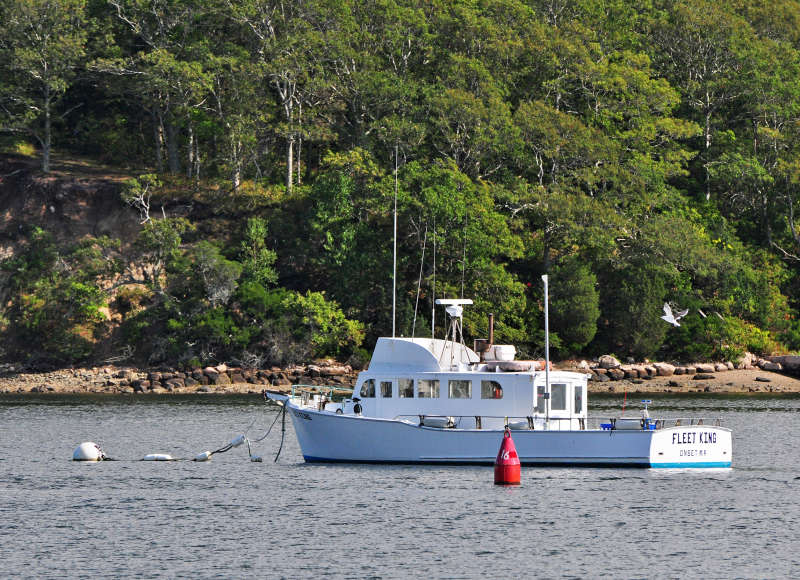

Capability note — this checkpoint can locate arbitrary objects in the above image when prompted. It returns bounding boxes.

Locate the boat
[265,296,733,468]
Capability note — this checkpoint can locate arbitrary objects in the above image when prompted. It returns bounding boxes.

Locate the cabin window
[574,385,583,413]
[381,381,393,398]
[360,379,375,398]
[418,379,440,398]
[399,379,414,398]
[536,386,546,413]
[551,383,567,411]
[448,380,471,399]
[481,380,503,399]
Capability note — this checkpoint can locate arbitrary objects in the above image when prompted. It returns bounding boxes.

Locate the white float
[142,453,174,461]
[73,442,105,461]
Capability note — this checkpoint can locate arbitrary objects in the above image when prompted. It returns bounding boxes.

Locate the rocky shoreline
[0,360,357,395]
[2,354,800,396]
[577,353,800,394]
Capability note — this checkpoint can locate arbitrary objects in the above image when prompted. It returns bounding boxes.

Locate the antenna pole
[393,144,398,338]
[542,274,550,428]
[431,219,436,339]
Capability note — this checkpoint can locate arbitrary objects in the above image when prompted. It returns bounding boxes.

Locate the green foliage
[0,228,113,363]
[240,217,278,287]
[121,174,161,223]
[549,259,600,355]
[190,241,242,307]
[287,291,365,359]
[593,261,677,360]
[666,314,783,361]
[0,0,88,170]
[7,0,800,365]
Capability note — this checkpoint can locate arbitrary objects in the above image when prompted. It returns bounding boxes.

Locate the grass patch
[0,136,36,157]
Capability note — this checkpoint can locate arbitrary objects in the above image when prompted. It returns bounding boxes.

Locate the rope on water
[75,393,287,463]
[250,406,283,443]
[274,403,287,463]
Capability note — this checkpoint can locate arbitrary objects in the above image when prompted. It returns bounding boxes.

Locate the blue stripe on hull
[303,456,651,467]
[650,461,731,468]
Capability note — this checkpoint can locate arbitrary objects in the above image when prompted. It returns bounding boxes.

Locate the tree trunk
[186,122,194,178]
[193,135,200,186]
[42,88,51,173]
[153,109,164,173]
[231,137,241,192]
[704,109,712,201]
[286,133,294,192]
[296,102,302,185]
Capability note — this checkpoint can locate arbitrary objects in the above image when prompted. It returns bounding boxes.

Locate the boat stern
[649,425,732,468]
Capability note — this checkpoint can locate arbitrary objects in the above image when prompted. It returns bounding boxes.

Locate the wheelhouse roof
[366,337,479,374]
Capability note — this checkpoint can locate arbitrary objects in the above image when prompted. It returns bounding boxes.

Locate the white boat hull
[285,403,732,468]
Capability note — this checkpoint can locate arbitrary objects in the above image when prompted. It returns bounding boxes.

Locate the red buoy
[494,427,521,485]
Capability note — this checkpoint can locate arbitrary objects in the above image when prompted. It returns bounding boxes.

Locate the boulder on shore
[598,355,621,369]
[653,362,675,377]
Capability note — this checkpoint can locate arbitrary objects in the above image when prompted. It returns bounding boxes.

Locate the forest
[2,0,800,369]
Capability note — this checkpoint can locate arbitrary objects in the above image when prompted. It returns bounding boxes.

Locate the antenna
[412,224,427,338]
[392,144,398,338]
[435,299,473,368]
[460,212,467,299]
[431,219,436,339]
[542,274,551,428]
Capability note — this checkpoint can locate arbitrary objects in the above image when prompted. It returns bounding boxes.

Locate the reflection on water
[0,394,798,578]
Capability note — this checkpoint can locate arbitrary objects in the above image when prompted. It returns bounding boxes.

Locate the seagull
[661,303,689,326]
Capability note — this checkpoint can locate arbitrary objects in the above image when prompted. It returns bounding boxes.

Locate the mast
[393,144,398,338]
[542,274,551,428]
[431,219,436,339]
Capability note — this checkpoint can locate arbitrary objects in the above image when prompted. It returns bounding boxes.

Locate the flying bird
[661,303,689,327]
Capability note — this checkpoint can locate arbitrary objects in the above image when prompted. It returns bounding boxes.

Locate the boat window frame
[380,380,393,398]
[536,385,546,413]
[448,379,472,399]
[551,382,567,411]
[360,379,376,398]
[574,384,583,414]
[398,378,414,398]
[417,379,440,398]
[480,380,503,400]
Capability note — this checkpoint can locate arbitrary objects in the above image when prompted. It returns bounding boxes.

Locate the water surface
[1,393,797,578]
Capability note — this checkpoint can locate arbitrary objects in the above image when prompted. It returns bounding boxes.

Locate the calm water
[1,393,798,579]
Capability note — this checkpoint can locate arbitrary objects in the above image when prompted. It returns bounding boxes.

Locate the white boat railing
[290,384,354,407]
[393,414,587,430]
[389,414,723,431]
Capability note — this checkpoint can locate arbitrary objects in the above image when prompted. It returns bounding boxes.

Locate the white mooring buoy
[142,453,174,461]
[194,451,213,462]
[73,442,105,461]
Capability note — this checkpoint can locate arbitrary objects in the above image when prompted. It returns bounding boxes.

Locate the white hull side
[287,405,733,467]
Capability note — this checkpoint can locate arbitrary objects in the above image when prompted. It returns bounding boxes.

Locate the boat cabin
[333,337,588,431]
